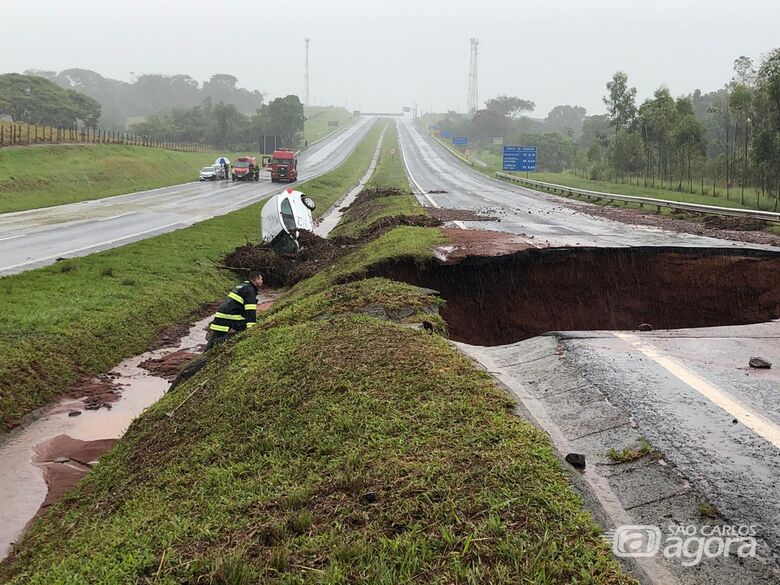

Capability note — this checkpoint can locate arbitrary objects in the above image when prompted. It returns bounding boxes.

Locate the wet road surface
[397,118,780,581]
[0,117,376,276]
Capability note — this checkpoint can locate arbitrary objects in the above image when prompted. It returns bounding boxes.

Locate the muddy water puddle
[0,314,212,559]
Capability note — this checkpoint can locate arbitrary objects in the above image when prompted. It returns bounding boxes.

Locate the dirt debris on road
[427,207,501,223]
[435,227,536,261]
[565,200,780,247]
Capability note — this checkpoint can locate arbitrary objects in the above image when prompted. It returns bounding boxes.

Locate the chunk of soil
[368,246,780,346]
[63,373,123,410]
[223,231,350,287]
[33,434,118,514]
[140,350,200,381]
[749,357,772,369]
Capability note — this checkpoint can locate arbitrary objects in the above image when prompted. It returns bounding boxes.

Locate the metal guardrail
[496,172,780,225]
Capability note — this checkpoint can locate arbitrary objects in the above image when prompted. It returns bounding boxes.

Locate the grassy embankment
[0,121,384,433]
[304,106,355,144]
[0,145,229,213]
[1,128,634,584]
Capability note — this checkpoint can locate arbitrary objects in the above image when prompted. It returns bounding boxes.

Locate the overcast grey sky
[2,0,779,117]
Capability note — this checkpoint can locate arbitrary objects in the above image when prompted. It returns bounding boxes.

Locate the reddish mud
[140,350,199,381]
[32,435,118,514]
[435,227,536,261]
[64,373,123,410]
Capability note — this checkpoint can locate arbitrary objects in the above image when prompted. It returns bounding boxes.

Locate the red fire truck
[270,149,298,183]
[231,156,260,181]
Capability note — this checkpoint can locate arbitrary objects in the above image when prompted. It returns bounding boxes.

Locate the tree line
[431,47,780,208]
[25,69,265,129]
[0,74,101,129]
[600,49,780,207]
[0,70,305,150]
[128,95,306,150]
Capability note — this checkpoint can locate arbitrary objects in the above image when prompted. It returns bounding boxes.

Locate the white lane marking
[397,124,440,208]
[0,233,26,241]
[615,332,780,450]
[0,221,187,273]
[97,211,138,222]
[453,221,467,230]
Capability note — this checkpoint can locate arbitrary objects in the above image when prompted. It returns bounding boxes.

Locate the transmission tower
[467,38,479,115]
[304,38,310,107]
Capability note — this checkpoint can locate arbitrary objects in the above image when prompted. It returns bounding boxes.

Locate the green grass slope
[0,145,226,213]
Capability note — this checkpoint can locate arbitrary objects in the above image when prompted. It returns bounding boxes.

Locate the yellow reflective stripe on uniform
[215,312,245,320]
[209,324,230,332]
[228,292,244,303]
[246,322,256,328]
[244,304,257,310]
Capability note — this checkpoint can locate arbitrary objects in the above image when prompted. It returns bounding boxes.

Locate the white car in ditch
[261,188,317,252]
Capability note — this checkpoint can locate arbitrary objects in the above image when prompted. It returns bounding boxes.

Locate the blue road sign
[503,145,537,172]
[452,136,468,145]
[441,130,452,138]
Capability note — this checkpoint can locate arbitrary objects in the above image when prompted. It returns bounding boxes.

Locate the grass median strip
[329,122,433,240]
[0,120,382,433]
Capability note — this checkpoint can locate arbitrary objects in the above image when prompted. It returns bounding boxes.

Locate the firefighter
[206,272,263,350]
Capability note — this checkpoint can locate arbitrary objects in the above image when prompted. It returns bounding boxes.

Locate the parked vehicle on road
[199,166,220,181]
[270,149,298,182]
[232,157,260,182]
[261,188,316,252]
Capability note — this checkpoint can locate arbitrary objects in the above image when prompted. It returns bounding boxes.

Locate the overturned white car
[261,188,317,252]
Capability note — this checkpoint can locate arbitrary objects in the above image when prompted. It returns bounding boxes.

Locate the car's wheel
[301,195,316,210]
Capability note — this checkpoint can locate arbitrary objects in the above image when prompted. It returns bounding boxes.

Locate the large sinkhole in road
[367,247,780,346]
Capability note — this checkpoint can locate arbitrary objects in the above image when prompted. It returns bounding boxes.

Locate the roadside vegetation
[0,121,382,432]
[1,160,635,584]
[425,48,780,212]
[0,144,225,212]
[469,147,769,211]
[303,106,355,144]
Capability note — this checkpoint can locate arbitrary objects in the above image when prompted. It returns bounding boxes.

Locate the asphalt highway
[398,118,779,252]
[397,118,780,581]
[0,116,376,276]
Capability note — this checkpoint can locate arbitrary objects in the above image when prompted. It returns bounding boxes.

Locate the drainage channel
[0,304,254,559]
[368,246,780,346]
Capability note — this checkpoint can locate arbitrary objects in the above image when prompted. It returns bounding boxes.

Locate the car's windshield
[280,198,296,231]
[234,161,251,168]
[200,167,214,172]
[273,158,292,165]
